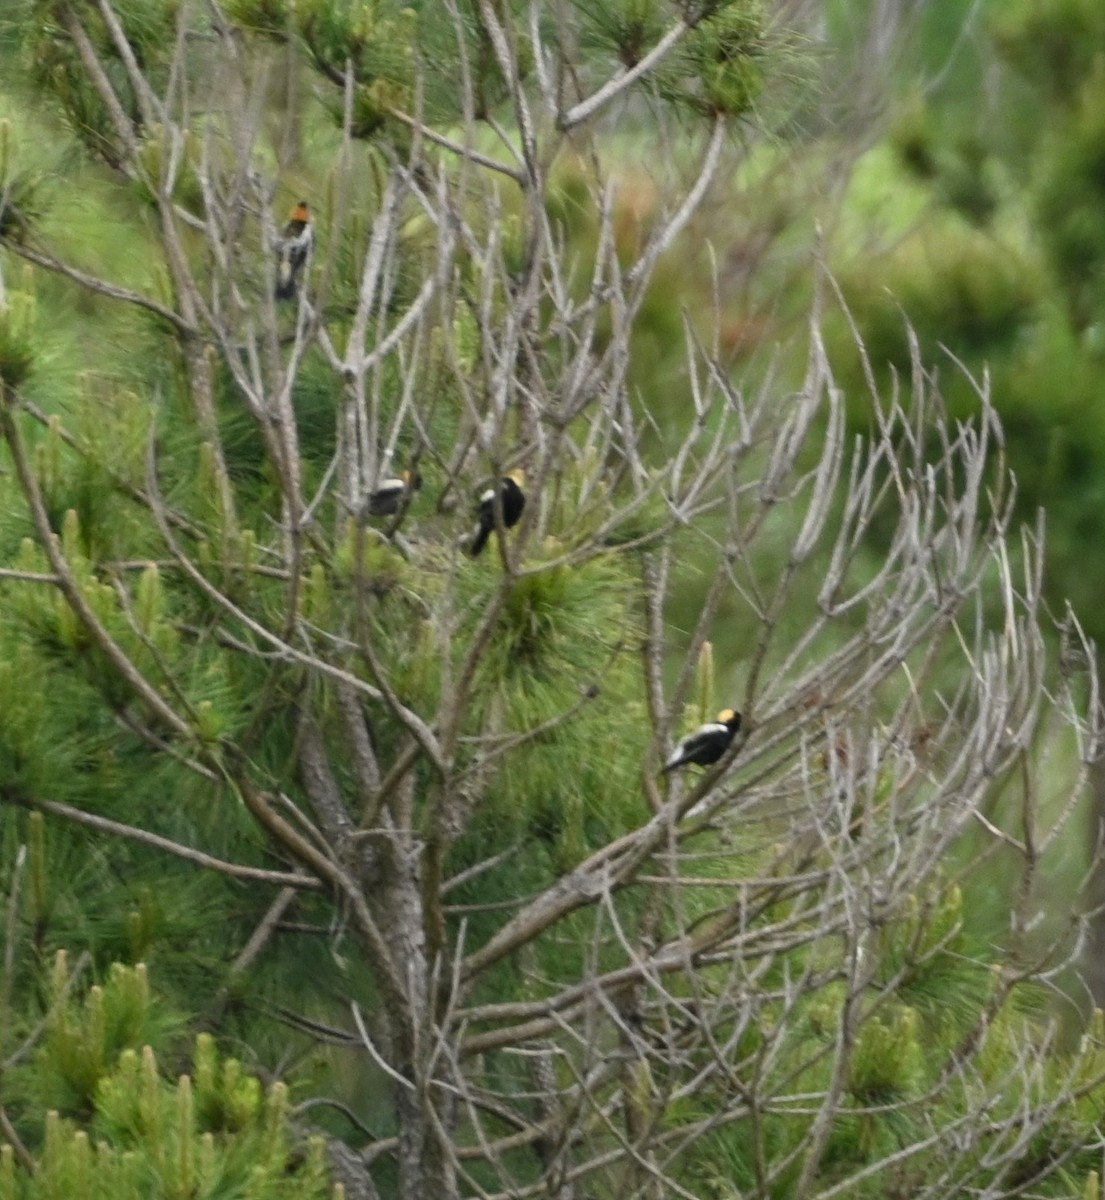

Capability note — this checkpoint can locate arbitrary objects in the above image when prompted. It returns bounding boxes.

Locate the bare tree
[0,3,1102,1199]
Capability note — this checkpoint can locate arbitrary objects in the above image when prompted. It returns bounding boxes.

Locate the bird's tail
[469,523,491,556]
[275,265,297,301]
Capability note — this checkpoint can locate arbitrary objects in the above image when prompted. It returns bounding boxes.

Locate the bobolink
[469,469,525,556]
[662,708,742,773]
[275,200,313,301]
[362,470,422,518]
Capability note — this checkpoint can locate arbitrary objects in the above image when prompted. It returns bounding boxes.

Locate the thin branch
[8,794,322,890]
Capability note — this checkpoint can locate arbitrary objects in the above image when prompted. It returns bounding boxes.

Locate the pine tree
[0,2,1102,1198]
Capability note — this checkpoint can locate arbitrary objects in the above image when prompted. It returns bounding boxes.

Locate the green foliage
[22,0,180,167]
[133,127,205,215]
[1032,65,1105,330]
[0,955,336,1196]
[0,119,46,244]
[580,0,767,116]
[221,0,291,40]
[297,0,415,138]
[86,0,181,69]
[669,874,1101,1196]
[1,1,1102,1196]
[578,0,668,69]
[2,1012,334,1199]
[890,104,999,226]
[298,0,415,88]
[477,559,631,686]
[23,22,127,166]
[684,3,766,117]
[834,219,1041,389]
[990,0,1105,108]
[693,639,715,724]
[827,0,1105,651]
[872,886,998,1040]
[11,957,182,1119]
[0,289,37,388]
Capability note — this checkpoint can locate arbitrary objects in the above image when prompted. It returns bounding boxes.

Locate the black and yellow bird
[362,470,422,519]
[662,709,742,773]
[275,200,313,301]
[469,470,526,556]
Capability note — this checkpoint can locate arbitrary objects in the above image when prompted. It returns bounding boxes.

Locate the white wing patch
[665,722,728,767]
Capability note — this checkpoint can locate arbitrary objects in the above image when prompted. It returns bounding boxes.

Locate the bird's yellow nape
[290,202,310,223]
[717,708,736,722]
[506,468,525,486]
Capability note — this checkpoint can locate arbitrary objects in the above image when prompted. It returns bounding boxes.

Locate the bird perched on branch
[275,200,313,301]
[361,470,422,519]
[469,470,525,556]
[662,709,742,773]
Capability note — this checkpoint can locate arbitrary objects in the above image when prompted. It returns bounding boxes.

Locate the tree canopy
[1,2,1104,1199]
